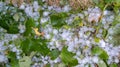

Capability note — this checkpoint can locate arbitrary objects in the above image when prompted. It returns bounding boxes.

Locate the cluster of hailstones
[0,1,120,67]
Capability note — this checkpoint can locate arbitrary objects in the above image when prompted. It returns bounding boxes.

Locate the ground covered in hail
[0,0,120,67]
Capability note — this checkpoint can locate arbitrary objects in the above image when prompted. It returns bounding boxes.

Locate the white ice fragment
[19,4,25,9]
[43,11,49,17]
[100,40,106,47]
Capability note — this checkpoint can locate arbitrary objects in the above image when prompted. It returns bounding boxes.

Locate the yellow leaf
[79,22,83,26]
[94,37,100,43]
[74,16,79,20]
[32,27,44,36]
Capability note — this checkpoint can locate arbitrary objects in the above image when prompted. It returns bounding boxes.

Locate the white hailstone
[44,56,49,60]
[0,42,6,51]
[96,34,102,38]
[84,11,88,16]
[104,25,109,29]
[108,36,112,40]
[83,35,88,39]
[53,29,58,35]
[52,37,57,42]
[12,35,18,40]
[83,26,89,32]
[43,11,49,17]
[12,47,17,52]
[42,0,45,2]
[78,13,84,19]
[103,10,108,15]
[99,29,103,33]
[88,7,101,23]
[33,1,39,11]
[85,64,89,67]
[61,32,69,39]
[55,41,63,51]
[79,39,84,44]
[48,6,53,10]
[88,13,101,22]
[86,40,90,45]
[63,5,71,12]
[49,42,54,46]
[79,32,84,38]
[108,15,114,22]
[17,56,21,59]
[92,57,98,63]
[89,28,95,32]
[114,58,119,63]
[16,51,20,56]
[102,18,106,24]
[54,7,62,12]
[43,60,48,64]
[0,55,7,63]
[66,36,71,41]
[76,51,81,56]
[45,34,51,39]
[67,42,74,52]
[25,6,33,17]
[82,58,88,64]
[40,17,48,23]
[8,44,14,48]
[19,4,25,9]
[100,40,106,47]
[76,58,82,64]
[110,50,116,56]
[53,57,61,63]
[33,12,39,17]
[0,45,6,51]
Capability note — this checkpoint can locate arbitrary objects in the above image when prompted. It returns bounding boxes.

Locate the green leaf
[94,37,100,43]
[109,63,117,67]
[21,38,50,56]
[7,24,19,34]
[30,38,50,56]
[102,29,108,39]
[54,63,66,67]
[19,56,32,67]
[99,51,109,60]
[104,0,113,3]
[60,47,78,66]
[13,13,19,21]
[7,52,19,67]
[72,16,82,27]
[23,18,36,36]
[50,12,68,28]
[21,38,32,55]
[98,60,107,67]
[91,46,109,60]
[49,49,60,60]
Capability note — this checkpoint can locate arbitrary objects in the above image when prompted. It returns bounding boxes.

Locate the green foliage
[49,49,60,60]
[0,11,19,34]
[1,1,120,67]
[0,5,26,34]
[91,46,109,60]
[7,52,19,67]
[23,18,36,36]
[102,29,108,39]
[21,38,50,56]
[94,37,100,43]
[50,12,68,28]
[109,63,117,67]
[60,47,78,66]
[110,24,120,46]
[98,60,107,67]
[19,56,32,67]
[71,16,82,28]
